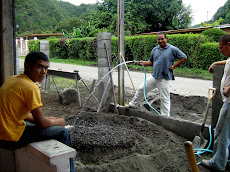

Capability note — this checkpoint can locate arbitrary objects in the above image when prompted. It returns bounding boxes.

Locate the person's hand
[138,61,145,66]
[49,117,66,127]
[223,87,230,97]
[47,116,59,120]
[168,65,175,71]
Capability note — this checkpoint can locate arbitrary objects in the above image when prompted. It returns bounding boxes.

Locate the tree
[94,0,192,35]
[213,0,230,24]
[54,17,83,33]
[62,22,98,38]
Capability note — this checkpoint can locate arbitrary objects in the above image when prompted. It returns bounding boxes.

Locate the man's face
[157,34,167,48]
[26,59,49,82]
[219,42,230,57]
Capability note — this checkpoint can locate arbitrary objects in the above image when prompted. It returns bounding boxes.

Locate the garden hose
[135,60,213,165]
[194,125,213,165]
[133,60,161,115]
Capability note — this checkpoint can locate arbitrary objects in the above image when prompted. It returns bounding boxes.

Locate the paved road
[19,59,213,97]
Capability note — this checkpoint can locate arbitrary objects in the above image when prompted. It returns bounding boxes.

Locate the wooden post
[0,0,16,86]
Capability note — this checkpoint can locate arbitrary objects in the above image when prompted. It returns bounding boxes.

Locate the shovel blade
[192,135,208,151]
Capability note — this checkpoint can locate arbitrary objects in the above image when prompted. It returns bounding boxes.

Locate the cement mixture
[41,82,217,172]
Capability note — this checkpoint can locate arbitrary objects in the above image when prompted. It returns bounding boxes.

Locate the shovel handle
[202,87,216,127]
[184,141,199,172]
[208,87,216,101]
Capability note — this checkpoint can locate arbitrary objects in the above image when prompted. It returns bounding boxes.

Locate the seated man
[0,51,75,172]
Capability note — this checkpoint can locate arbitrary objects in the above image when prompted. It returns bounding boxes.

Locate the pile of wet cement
[41,88,213,171]
[66,112,190,171]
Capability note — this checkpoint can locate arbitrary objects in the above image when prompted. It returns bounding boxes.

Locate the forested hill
[16,0,230,37]
[15,0,97,35]
[213,0,230,24]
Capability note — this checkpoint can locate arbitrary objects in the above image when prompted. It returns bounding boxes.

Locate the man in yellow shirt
[0,51,75,172]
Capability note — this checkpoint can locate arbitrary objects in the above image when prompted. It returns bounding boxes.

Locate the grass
[19,56,97,66]
[126,63,212,80]
[19,56,213,80]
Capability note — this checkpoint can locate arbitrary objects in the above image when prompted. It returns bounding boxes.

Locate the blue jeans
[0,121,75,172]
[209,102,230,170]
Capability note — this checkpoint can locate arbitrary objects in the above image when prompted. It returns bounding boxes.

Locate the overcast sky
[61,0,227,26]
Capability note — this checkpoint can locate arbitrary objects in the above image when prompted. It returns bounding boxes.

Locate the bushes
[28,33,225,70]
[197,43,226,69]
[49,37,97,60]
[167,34,209,68]
[201,28,226,42]
[28,40,40,52]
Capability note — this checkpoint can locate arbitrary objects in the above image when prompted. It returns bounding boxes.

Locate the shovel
[192,87,216,150]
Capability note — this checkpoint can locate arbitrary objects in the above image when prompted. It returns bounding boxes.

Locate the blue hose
[143,66,161,115]
[194,125,213,165]
[138,61,213,165]
[137,61,214,166]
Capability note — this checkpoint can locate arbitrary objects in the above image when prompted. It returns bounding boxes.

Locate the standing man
[202,34,230,171]
[0,51,75,172]
[125,32,187,116]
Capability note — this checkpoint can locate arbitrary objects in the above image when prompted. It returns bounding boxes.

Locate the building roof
[136,26,214,36]
[18,24,230,40]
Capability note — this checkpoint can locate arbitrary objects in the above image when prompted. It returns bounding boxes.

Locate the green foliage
[171,34,211,68]
[29,33,224,70]
[28,40,40,52]
[201,28,227,42]
[213,0,230,24]
[62,22,98,38]
[95,0,192,35]
[197,43,226,69]
[15,0,97,35]
[48,37,97,60]
[54,17,83,33]
[16,0,194,36]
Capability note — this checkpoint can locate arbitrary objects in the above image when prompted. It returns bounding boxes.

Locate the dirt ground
[41,81,217,172]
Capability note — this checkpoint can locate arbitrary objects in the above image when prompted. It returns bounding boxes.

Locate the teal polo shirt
[149,43,186,80]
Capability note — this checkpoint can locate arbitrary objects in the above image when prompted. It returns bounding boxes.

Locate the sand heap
[66,112,190,172]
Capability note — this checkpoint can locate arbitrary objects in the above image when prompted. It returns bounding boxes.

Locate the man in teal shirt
[125,32,187,116]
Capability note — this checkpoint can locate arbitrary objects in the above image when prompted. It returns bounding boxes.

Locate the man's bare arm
[209,60,227,73]
[31,107,66,128]
[138,60,153,66]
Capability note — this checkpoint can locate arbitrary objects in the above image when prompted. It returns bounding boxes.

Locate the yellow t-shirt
[0,74,43,142]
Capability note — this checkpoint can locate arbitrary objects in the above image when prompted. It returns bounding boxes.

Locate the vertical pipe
[118,0,125,105]
[117,0,121,104]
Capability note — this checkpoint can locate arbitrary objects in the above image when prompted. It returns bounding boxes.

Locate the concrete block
[116,105,210,141]
[97,32,111,41]
[0,140,76,172]
[212,65,224,128]
[0,148,16,172]
[40,40,50,58]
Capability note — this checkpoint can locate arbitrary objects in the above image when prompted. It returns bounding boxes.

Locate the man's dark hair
[219,34,230,45]
[157,31,167,38]
[25,51,49,67]
[24,51,49,74]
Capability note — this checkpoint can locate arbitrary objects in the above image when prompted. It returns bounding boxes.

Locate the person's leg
[129,76,157,108]
[208,103,230,170]
[156,79,171,116]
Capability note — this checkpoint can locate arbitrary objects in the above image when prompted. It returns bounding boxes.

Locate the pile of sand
[66,112,190,171]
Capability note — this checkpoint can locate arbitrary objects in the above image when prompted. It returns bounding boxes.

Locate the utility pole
[207,11,208,26]
[117,0,125,105]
